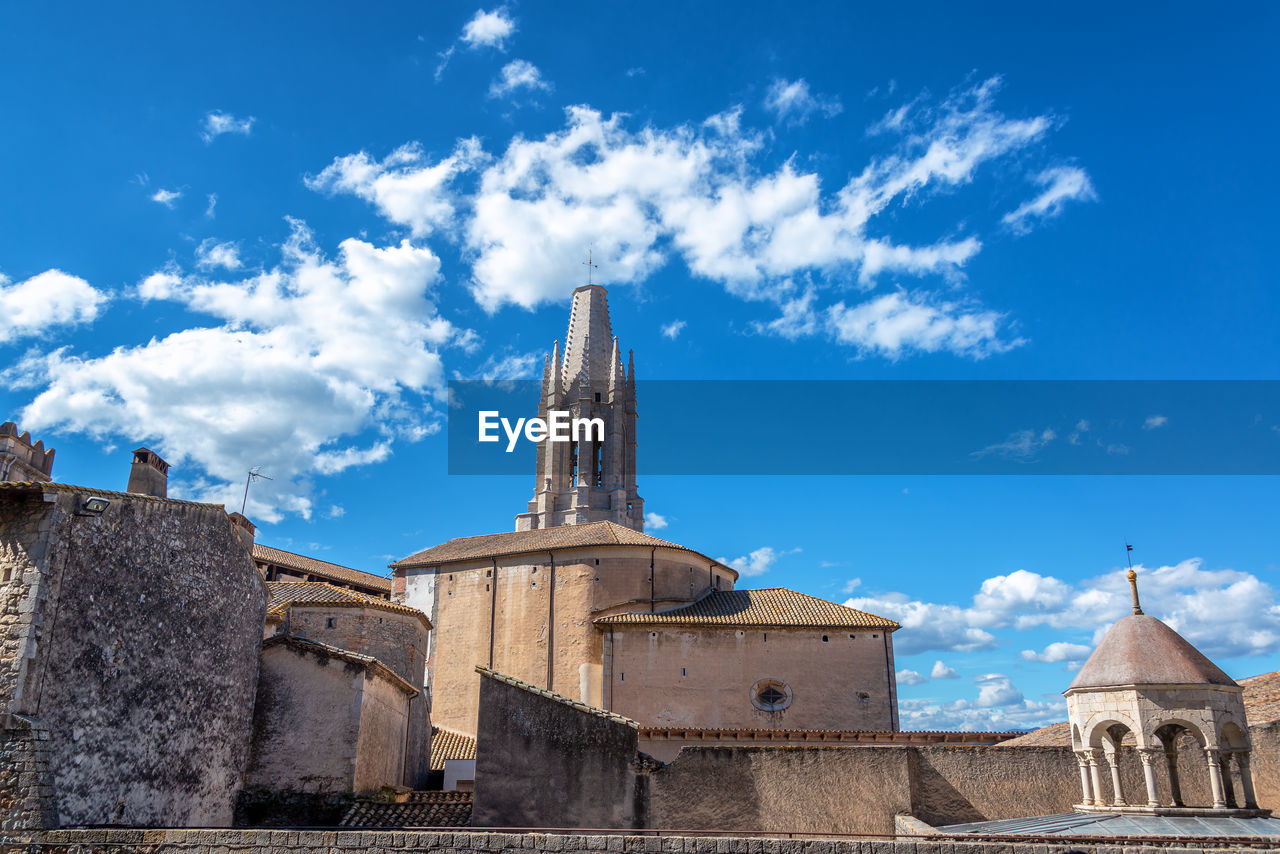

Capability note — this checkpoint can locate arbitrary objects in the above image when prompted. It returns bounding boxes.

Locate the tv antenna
[583,250,598,285]
[241,466,273,515]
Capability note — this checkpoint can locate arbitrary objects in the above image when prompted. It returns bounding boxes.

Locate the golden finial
[1127,569,1143,615]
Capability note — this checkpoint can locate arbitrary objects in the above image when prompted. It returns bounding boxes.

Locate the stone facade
[516,285,643,533]
[0,482,266,828]
[0,423,54,484]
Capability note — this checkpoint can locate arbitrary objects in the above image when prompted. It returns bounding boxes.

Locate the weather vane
[583,250,598,285]
[241,466,273,515]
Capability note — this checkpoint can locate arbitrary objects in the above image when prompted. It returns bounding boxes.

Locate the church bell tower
[515,284,644,532]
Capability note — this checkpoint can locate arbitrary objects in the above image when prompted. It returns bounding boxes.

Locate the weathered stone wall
[0,487,266,828]
[245,644,363,794]
[0,827,1225,854]
[650,746,912,836]
[1250,722,1280,809]
[472,672,643,829]
[605,626,895,731]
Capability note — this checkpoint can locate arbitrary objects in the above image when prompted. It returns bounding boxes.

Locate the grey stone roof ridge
[476,665,638,729]
[264,634,418,696]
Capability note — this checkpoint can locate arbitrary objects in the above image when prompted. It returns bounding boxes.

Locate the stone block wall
[0,485,267,828]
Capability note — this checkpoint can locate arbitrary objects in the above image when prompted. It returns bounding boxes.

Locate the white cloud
[0,270,108,343]
[825,291,1021,360]
[717,546,800,577]
[205,193,218,219]
[315,77,1076,359]
[897,672,1065,732]
[660,320,686,339]
[474,350,541,381]
[307,138,485,238]
[489,60,551,99]
[461,7,515,50]
[763,78,842,125]
[850,559,1280,662]
[327,505,345,519]
[1144,414,1168,430]
[975,673,1024,707]
[930,660,959,679]
[1003,166,1096,233]
[845,591,998,655]
[896,669,928,686]
[195,239,243,271]
[645,512,668,530]
[842,577,862,594]
[202,110,255,143]
[1020,642,1093,664]
[17,221,470,522]
[151,188,182,208]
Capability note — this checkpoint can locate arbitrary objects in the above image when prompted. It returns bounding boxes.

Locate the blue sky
[2,2,1278,730]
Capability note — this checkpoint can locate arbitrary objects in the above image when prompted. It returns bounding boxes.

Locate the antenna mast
[241,466,273,515]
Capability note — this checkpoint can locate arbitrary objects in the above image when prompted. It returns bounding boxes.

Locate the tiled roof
[477,665,639,728]
[266,582,431,631]
[340,791,471,827]
[393,520,723,571]
[0,480,222,509]
[636,726,1021,745]
[1241,670,1280,724]
[262,635,417,696]
[254,543,392,593]
[595,587,899,630]
[998,721,1072,747]
[429,727,477,770]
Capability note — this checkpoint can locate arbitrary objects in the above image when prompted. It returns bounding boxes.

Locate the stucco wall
[285,606,430,786]
[0,487,266,828]
[403,546,731,735]
[472,672,643,829]
[604,626,895,730]
[353,673,411,794]
[245,644,363,794]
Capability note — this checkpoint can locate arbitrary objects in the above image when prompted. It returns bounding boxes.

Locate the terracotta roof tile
[430,727,476,770]
[393,520,725,572]
[477,665,639,728]
[254,544,392,593]
[340,791,471,827]
[595,587,899,630]
[266,581,431,630]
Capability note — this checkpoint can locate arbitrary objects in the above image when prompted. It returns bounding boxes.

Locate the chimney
[127,448,170,498]
[227,512,257,554]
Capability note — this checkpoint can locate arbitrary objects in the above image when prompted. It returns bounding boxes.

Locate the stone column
[1104,750,1127,807]
[1163,743,1184,807]
[1088,750,1106,808]
[1205,748,1227,809]
[1075,751,1095,805]
[1219,754,1238,808]
[1137,748,1161,807]
[1236,753,1258,810]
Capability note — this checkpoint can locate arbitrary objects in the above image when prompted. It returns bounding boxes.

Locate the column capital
[1136,746,1159,766]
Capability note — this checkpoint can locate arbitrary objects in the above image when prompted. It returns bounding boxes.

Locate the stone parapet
[0,827,1257,853]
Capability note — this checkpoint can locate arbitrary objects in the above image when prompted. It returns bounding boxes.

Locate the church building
[393,284,901,737]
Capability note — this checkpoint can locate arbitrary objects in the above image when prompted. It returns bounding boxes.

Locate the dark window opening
[715,575,721,588]
[620,672,625,682]
[763,633,768,642]
[758,686,787,706]
[326,617,336,628]
[595,559,600,566]
[569,441,578,486]
[822,635,829,642]
[595,392,601,402]
[681,667,687,677]
[593,441,603,487]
